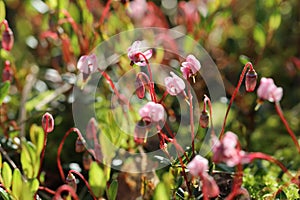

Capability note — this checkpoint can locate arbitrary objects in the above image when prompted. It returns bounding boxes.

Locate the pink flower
[139,102,164,123]
[187,155,220,198]
[257,77,283,102]
[164,72,186,96]
[127,41,153,66]
[180,54,201,79]
[127,0,147,20]
[212,131,246,167]
[77,54,97,80]
[187,155,208,176]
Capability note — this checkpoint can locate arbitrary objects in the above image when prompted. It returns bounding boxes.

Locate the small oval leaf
[89,162,106,197]
[107,180,118,200]
[0,1,5,22]
[2,162,12,189]
[12,168,23,199]
[0,81,10,105]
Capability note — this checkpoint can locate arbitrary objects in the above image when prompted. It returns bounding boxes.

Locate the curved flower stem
[219,62,254,139]
[187,86,195,157]
[57,128,87,181]
[99,0,112,25]
[274,102,300,154]
[38,186,55,195]
[69,169,97,200]
[53,184,79,200]
[0,19,9,30]
[159,90,169,103]
[204,95,215,137]
[136,52,157,102]
[247,152,292,178]
[37,131,48,180]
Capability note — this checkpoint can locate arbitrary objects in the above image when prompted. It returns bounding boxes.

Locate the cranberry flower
[212,131,248,167]
[164,72,186,96]
[127,41,153,66]
[180,54,201,79]
[139,102,164,123]
[77,54,98,81]
[257,77,283,102]
[187,155,220,198]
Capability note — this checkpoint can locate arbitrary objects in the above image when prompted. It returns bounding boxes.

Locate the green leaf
[20,140,39,178]
[153,183,169,200]
[253,24,266,48]
[12,168,23,200]
[0,187,11,200]
[89,162,106,198]
[0,81,10,105]
[269,10,281,31]
[239,55,250,65]
[29,124,45,155]
[2,162,12,189]
[0,0,5,22]
[107,180,118,200]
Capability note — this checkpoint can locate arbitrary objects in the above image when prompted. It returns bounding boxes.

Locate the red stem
[187,86,195,157]
[38,186,55,195]
[69,169,97,200]
[0,19,9,30]
[204,95,215,137]
[136,52,157,102]
[176,151,192,196]
[274,102,300,154]
[57,128,85,181]
[219,62,253,139]
[53,185,79,200]
[99,0,112,25]
[199,174,209,200]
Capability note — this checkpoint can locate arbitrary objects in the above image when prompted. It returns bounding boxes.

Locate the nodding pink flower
[164,72,186,96]
[2,60,13,82]
[187,155,220,198]
[139,102,164,123]
[187,155,208,176]
[77,54,97,81]
[180,54,201,79]
[127,41,153,66]
[257,77,283,102]
[42,112,54,133]
[245,69,257,92]
[212,131,247,167]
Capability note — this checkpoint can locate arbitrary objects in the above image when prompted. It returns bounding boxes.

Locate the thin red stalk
[247,152,292,178]
[0,19,9,30]
[177,151,192,196]
[159,90,169,103]
[199,174,208,200]
[59,10,80,35]
[57,128,83,181]
[226,163,243,200]
[69,169,97,200]
[274,102,300,153]
[38,186,55,195]
[53,185,79,200]
[188,87,195,157]
[204,95,215,137]
[219,62,253,139]
[99,0,112,25]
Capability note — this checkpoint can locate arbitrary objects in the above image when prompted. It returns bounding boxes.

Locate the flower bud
[2,60,13,82]
[42,112,54,133]
[75,137,86,153]
[200,110,209,128]
[66,172,77,192]
[2,27,14,51]
[245,69,257,92]
[135,74,145,99]
[82,152,93,170]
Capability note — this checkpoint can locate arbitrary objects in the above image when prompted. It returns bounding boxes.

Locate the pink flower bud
[86,118,97,140]
[75,137,86,153]
[82,152,92,170]
[164,72,185,96]
[2,60,13,82]
[245,69,257,92]
[135,73,146,99]
[41,112,54,133]
[200,110,209,128]
[66,172,77,192]
[1,27,14,51]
